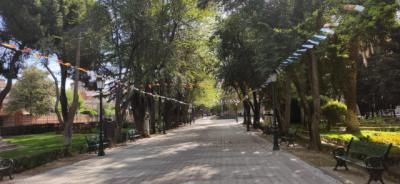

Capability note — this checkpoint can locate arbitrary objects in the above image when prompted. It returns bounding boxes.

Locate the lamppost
[97,76,105,156]
[188,104,193,125]
[267,74,279,151]
[161,98,166,134]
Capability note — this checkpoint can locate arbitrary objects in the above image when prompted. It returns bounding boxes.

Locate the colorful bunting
[1,43,17,49]
[307,39,320,45]
[313,34,328,40]
[320,28,335,35]
[302,44,314,49]
[297,49,307,52]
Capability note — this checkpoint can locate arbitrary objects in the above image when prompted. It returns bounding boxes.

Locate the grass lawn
[0,133,92,159]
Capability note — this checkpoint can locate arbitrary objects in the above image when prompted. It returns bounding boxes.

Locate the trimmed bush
[322,100,347,130]
[80,108,97,116]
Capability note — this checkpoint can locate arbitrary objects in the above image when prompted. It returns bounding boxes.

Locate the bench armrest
[332,148,346,158]
[365,156,384,169]
[0,158,14,168]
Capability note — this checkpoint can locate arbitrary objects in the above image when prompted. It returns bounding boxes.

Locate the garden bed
[318,131,400,179]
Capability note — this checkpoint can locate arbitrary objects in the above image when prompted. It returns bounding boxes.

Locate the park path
[13,118,341,184]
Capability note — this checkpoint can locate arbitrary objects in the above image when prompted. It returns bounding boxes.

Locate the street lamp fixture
[96,76,105,156]
[267,73,280,151]
[188,104,193,124]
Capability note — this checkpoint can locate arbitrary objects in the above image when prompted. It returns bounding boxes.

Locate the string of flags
[132,86,192,107]
[0,42,89,73]
[0,42,193,108]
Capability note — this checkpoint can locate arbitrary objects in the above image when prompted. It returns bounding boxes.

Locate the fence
[0,113,97,127]
[0,123,97,137]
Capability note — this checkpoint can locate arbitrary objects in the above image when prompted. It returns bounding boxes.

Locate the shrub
[80,108,98,116]
[306,95,332,111]
[14,150,64,172]
[322,100,347,130]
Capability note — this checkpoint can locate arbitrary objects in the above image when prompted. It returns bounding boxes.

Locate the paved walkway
[14,118,341,184]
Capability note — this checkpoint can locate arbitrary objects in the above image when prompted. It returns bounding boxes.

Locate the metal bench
[127,129,141,141]
[332,137,392,184]
[0,158,14,181]
[85,135,110,153]
[261,124,273,135]
[280,128,298,147]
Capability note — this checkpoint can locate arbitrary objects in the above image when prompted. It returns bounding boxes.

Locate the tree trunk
[252,91,260,129]
[343,42,360,133]
[132,92,146,134]
[111,0,125,144]
[149,97,156,134]
[114,86,123,143]
[309,51,322,150]
[145,86,156,135]
[245,100,251,131]
[281,77,292,135]
[291,70,311,130]
[60,66,68,131]
[243,104,247,125]
[63,36,82,154]
[0,50,22,111]
[44,64,63,126]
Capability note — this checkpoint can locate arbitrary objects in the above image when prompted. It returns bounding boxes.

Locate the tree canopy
[7,67,55,116]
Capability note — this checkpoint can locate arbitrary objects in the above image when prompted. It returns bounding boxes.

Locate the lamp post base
[273,127,280,151]
[98,150,105,156]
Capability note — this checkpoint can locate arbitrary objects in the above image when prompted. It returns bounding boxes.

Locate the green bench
[332,137,392,184]
[280,128,298,147]
[127,129,141,141]
[85,135,110,154]
[0,158,14,181]
[261,124,273,135]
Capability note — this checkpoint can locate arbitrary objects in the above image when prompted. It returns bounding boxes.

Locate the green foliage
[322,131,400,153]
[97,0,219,111]
[67,90,84,109]
[322,100,347,124]
[192,77,220,108]
[57,90,84,111]
[6,67,55,115]
[80,108,97,116]
[103,102,115,118]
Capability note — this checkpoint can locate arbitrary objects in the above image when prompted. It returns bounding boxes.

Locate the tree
[96,0,217,138]
[328,0,399,132]
[0,0,45,112]
[1,0,111,152]
[6,67,54,115]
